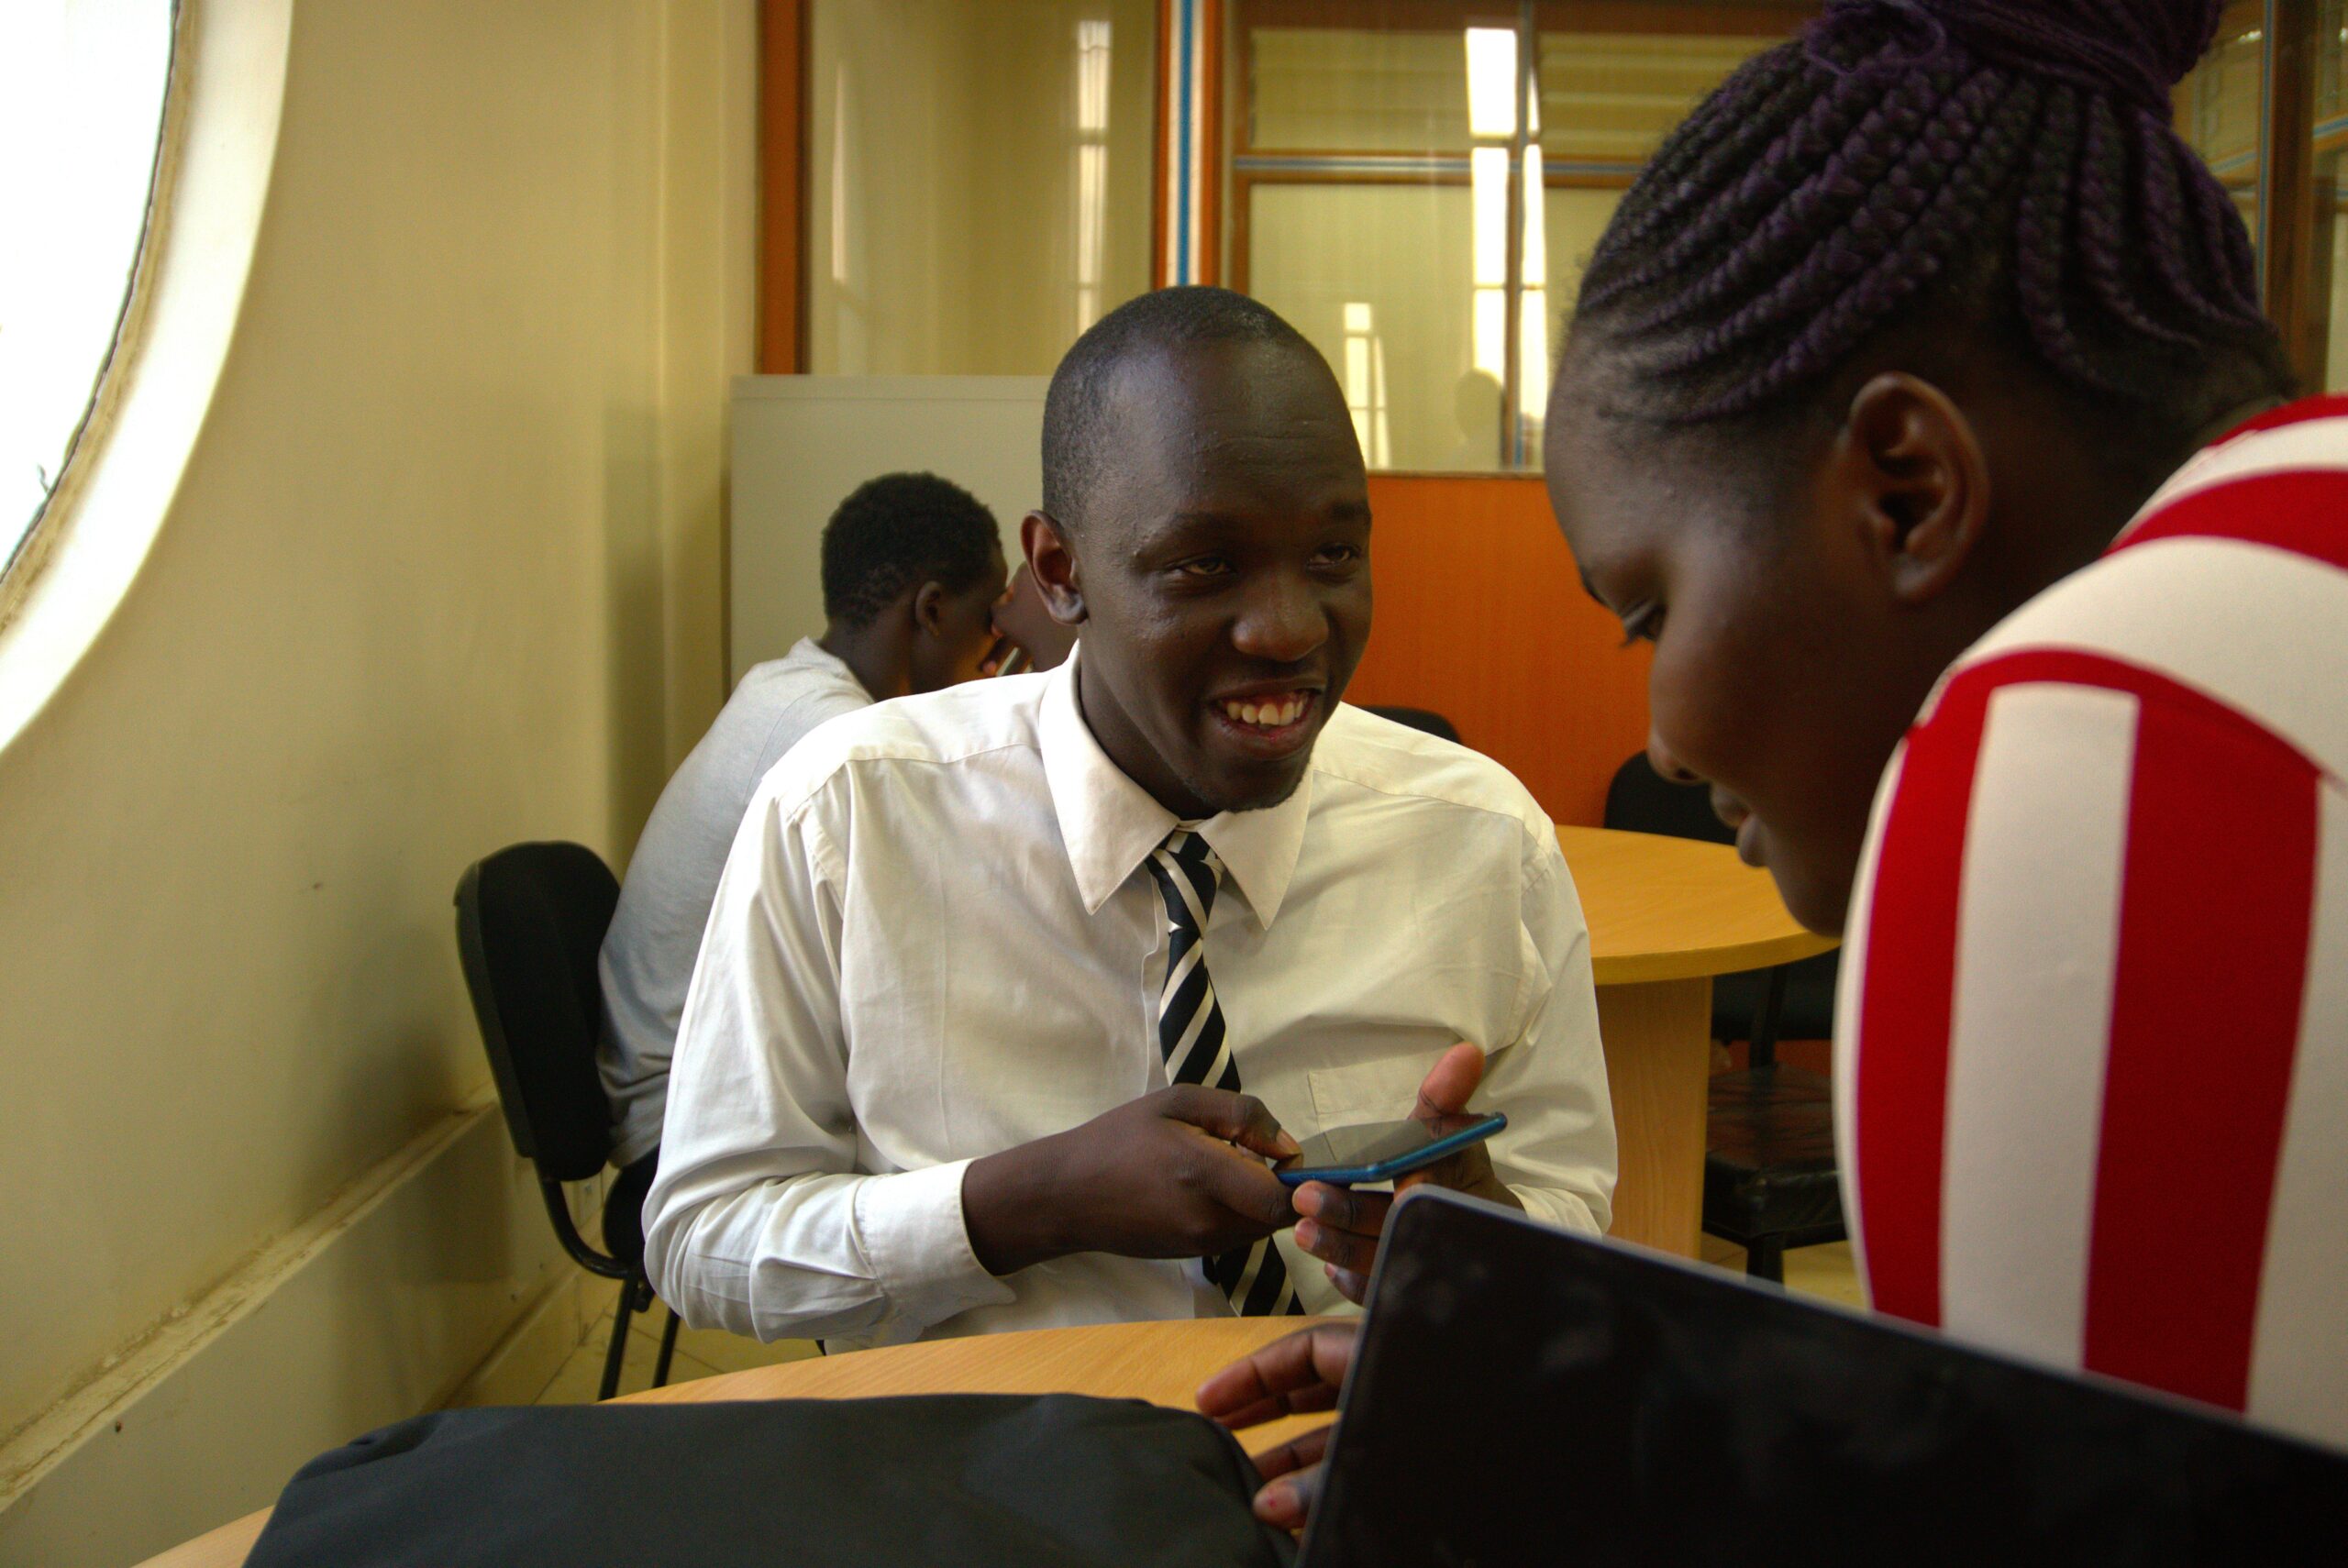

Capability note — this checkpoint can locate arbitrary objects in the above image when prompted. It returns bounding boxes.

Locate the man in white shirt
[595,473,1008,1219]
[644,288,1615,1346]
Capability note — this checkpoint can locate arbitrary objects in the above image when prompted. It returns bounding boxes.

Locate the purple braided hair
[1570,0,2287,433]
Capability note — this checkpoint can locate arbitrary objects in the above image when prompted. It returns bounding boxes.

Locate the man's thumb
[1414,1042,1487,1120]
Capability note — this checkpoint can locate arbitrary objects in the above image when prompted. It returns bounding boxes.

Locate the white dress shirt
[598,638,872,1166]
[644,649,1615,1346]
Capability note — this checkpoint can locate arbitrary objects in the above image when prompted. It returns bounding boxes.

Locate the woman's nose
[1647,734,1701,785]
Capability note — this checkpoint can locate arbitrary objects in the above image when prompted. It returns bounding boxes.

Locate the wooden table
[1558,824,1837,1258]
[137,1320,1319,1568]
[144,830,1817,1568]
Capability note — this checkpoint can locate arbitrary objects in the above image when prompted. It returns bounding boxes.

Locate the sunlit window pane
[1249,182,1499,471]
[2177,4,2270,266]
[0,0,173,576]
[807,0,1155,375]
[1233,5,1778,472]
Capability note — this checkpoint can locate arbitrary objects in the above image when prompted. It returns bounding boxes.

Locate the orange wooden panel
[758,0,807,374]
[1349,474,1652,826]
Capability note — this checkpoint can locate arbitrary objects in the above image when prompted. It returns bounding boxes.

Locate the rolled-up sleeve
[1485,839,1617,1237]
[640,778,1016,1342]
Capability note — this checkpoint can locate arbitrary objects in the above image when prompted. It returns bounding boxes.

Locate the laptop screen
[1300,1192,2348,1568]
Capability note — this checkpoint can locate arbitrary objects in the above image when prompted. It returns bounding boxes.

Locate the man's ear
[1833,372,1990,605]
[911,580,949,636]
[1023,511,1087,624]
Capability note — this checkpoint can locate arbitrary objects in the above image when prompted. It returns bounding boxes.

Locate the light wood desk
[143,831,1820,1568]
[137,1319,1319,1568]
[1558,824,1837,1257]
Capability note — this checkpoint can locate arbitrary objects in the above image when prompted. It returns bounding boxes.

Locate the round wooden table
[1556,825,1836,1258]
[143,827,1823,1568]
[137,1319,1321,1568]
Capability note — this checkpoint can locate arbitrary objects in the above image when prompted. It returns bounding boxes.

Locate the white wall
[0,0,754,1560]
[728,376,1047,675]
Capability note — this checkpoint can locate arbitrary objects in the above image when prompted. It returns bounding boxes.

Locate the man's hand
[983,564,1079,674]
[1195,1320,1360,1531]
[963,1086,1301,1275]
[1290,1043,1523,1304]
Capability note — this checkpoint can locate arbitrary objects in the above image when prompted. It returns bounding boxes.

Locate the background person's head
[1546,0,2291,933]
[820,471,1008,696]
[1029,286,1371,819]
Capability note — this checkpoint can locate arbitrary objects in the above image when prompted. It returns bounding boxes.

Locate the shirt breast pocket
[1306,1055,1437,1133]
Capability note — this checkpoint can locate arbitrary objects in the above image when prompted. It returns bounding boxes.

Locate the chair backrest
[1365,706,1463,745]
[1603,752,1732,845]
[455,842,621,1183]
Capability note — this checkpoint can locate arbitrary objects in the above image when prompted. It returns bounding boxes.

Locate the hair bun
[1843,0,2230,107]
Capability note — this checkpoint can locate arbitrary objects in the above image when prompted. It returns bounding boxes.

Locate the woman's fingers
[1194,1320,1360,1427]
[1250,1421,1334,1481]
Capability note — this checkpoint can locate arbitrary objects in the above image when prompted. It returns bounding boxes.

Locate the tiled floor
[1701,1235,1865,1310]
[529,1241,1865,1405]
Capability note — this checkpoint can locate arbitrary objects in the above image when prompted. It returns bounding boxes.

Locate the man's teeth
[1222,695,1308,727]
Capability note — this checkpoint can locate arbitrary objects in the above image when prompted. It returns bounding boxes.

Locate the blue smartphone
[1276,1112,1508,1188]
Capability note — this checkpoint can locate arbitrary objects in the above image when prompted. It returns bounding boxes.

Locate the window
[806,0,1157,375]
[0,0,175,584]
[1227,2,1800,472]
[2179,0,2348,392]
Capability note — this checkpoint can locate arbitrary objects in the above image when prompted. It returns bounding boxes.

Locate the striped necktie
[1145,827,1303,1318]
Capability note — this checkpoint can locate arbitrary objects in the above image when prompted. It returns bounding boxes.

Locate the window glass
[2176,3,2267,259]
[0,0,173,580]
[1230,3,1795,472]
[807,0,1157,375]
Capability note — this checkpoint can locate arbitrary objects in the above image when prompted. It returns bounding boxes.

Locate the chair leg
[652,1305,681,1389]
[598,1280,637,1401]
[1745,1235,1787,1286]
[1750,967,1789,1070]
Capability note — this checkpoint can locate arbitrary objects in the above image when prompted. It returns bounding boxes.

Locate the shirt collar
[1038,645,1314,927]
[791,636,874,702]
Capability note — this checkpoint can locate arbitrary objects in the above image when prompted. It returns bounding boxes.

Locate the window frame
[0,0,182,604]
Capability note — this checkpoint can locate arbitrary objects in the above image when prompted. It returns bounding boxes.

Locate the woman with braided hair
[1203,0,2345,1526]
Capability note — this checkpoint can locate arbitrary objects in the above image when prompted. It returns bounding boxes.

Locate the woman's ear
[1023,511,1088,624]
[1832,372,1991,605]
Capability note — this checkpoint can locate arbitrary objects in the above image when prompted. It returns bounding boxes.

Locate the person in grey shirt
[597,473,1016,1190]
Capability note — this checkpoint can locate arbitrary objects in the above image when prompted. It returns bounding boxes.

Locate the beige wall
[0,0,748,1509]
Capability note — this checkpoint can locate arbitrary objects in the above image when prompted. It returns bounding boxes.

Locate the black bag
[244,1394,1297,1567]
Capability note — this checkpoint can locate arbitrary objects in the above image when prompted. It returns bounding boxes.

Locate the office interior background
[2,3,2342,1563]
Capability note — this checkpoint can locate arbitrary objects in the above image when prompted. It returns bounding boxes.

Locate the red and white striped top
[1837,395,2348,1451]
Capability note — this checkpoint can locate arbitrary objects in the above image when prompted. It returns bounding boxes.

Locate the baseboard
[444,1266,602,1409]
[0,1098,581,1568]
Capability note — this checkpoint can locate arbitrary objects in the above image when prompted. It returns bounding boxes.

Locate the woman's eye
[1620,603,1665,646]
[1314,545,1363,568]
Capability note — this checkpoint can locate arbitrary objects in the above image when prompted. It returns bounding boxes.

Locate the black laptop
[1297,1190,2348,1567]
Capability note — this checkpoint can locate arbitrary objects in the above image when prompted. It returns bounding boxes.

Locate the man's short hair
[820,472,999,628]
[1041,286,1317,530]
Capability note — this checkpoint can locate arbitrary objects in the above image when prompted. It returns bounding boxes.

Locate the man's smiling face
[1034,337,1373,818]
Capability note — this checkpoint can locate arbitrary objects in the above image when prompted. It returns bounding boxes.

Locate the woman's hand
[1195,1320,1360,1530]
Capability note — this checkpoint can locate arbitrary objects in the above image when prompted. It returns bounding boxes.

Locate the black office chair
[1366,705,1463,745]
[1603,756,1846,1284]
[456,842,680,1399]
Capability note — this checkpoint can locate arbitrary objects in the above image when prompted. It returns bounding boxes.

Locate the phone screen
[1289,1119,1461,1173]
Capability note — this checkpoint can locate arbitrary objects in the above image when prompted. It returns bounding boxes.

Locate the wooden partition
[1348,474,1652,826]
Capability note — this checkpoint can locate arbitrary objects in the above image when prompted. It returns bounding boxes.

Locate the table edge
[1591,929,1839,988]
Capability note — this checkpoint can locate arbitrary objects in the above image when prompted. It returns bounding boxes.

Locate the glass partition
[1227,2,1806,472]
[807,0,1157,375]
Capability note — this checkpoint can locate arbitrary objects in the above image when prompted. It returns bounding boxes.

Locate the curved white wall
[0,0,751,1559]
